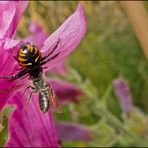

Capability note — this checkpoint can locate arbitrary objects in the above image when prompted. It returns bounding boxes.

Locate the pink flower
[113,77,133,113]
[0,1,86,147]
[0,2,86,109]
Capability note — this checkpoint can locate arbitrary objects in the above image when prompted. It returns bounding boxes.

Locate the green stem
[96,105,148,146]
[93,83,148,146]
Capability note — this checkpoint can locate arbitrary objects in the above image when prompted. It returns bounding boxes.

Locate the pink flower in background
[23,22,48,48]
[49,79,83,105]
[113,77,133,113]
[55,121,92,142]
[0,1,87,147]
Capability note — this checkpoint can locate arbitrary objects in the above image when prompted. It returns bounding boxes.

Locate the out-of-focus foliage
[12,1,148,147]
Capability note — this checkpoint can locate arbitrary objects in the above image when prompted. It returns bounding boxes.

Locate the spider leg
[13,55,18,61]
[15,67,23,71]
[23,86,31,95]
[23,83,37,112]
[0,69,30,81]
[40,51,60,66]
[41,38,60,62]
[20,74,29,80]
[27,91,33,102]
[23,91,34,112]
[13,56,24,71]
[42,66,48,70]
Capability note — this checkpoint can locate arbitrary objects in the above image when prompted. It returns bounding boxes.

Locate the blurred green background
[16,1,148,147]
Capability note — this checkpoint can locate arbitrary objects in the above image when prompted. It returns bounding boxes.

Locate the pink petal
[0,39,25,109]
[0,39,4,46]
[4,38,21,51]
[0,54,16,109]
[23,22,48,48]
[7,1,29,38]
[5,92,59,147]
[49,79,83,105]
[51,61,68,76]
[41,3,86,71]
[55,122,92,142]
[0,1,28,39]
[0,1,16,38]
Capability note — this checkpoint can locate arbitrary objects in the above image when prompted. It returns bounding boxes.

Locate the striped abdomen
[39,91,50,113]
[17,44,42,69]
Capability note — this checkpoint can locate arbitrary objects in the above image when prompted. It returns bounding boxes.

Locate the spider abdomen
[17,44,42,69]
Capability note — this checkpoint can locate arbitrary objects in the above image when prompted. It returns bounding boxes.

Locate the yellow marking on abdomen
[20,48,24,53]
[34,47,38,54]
[30,45,33,52]
[19,52,25,57]
[27,45,33,52]
[35,55,40,62]
[18,57,27,62]
[20,62,32,66]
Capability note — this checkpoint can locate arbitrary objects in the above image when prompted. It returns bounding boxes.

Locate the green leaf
[0,105,15,146]
[89,119,117,147]
[81,79,98,99]
[123,107,148,139]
